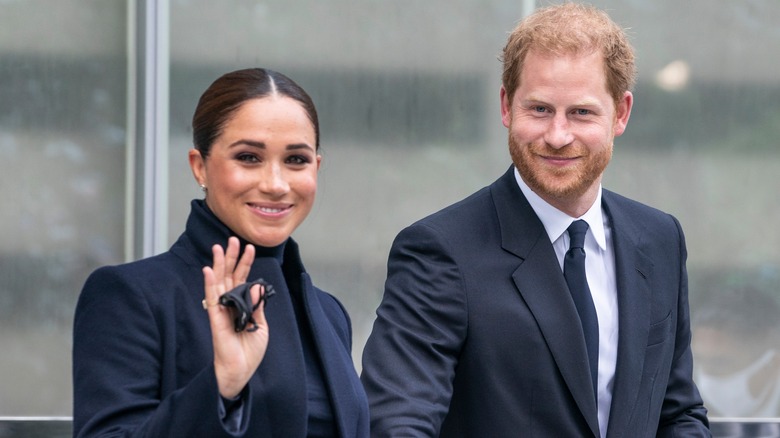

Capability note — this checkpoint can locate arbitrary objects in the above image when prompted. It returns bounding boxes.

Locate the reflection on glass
[0,0,779,420]
[0,1,128,415]
[692,271,780,418]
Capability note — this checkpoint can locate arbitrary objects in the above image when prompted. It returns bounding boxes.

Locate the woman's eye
[286,155,311,165]
[236,153,260,163]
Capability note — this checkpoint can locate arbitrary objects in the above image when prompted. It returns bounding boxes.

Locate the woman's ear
[188,149,206,187]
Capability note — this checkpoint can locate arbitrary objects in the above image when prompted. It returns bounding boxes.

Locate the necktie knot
[567,219,589,251]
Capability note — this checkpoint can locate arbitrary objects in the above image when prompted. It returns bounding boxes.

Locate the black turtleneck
[193,199,336,436]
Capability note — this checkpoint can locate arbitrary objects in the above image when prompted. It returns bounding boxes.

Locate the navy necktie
[564,219,599,401]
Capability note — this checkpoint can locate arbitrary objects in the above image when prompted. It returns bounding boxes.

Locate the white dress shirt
[514,167,618,438]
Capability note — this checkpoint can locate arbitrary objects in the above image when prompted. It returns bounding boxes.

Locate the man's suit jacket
[73,200,369,437]
[361,166,709,437]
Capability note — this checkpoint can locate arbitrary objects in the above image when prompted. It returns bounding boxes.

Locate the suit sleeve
[361,223,468,437]
[72,266,251,438]
[656,216,711,437]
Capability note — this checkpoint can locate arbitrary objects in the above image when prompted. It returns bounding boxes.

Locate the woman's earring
[199,183,207,193]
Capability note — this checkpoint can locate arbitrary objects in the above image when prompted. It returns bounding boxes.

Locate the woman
[73,68,369,437]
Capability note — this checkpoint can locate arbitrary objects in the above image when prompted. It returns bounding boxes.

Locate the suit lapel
[601,193,653,437]
[249,257,308,436]
[492,167,600,437]
[299,273,359,438]
[278,239,365,437]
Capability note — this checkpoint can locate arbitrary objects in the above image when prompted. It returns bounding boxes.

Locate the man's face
[500,50,632,215]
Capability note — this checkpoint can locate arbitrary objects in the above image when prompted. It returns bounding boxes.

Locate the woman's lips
[248,203,292,218]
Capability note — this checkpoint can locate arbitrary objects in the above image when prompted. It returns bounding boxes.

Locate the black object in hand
[219,279,275,332]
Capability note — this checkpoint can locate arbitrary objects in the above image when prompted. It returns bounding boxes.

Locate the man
[361,3,710,437]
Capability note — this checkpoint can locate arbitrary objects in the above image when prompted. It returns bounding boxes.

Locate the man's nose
[544,114,574,149]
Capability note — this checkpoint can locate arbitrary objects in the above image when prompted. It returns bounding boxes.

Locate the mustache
[526,141,587,158]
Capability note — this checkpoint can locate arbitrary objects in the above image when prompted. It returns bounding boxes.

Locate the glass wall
[595,1,780,418]
[0,1,129,415]
[170,0,780,419]
[0,0,778,420]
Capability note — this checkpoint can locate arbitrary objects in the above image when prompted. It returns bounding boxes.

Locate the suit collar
[172,201,365,436]
[513,167,609,252]
[493,170,656,437]
[601,192,654,437]
[493,166,601,436]
[492,166,548,260]
[300,274,368,437]
[174,199,305,277]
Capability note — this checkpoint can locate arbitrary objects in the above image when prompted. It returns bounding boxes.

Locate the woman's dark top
[73,199,369,437]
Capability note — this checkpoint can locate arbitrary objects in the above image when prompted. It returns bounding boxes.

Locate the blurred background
[1,0,778,420]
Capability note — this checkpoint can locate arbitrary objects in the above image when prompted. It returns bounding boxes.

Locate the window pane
[3,0,775,422]
[170,0,780,416]
[0,0,128,415]
[165,0,780,421]
[168,0,517,371]
[589,0,780,418]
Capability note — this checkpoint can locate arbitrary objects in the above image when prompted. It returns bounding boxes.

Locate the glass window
[590,0,780,418]
[170,1,780,420]
[1,0,778,420]
[168,0,522,375]
[0,0,129,415]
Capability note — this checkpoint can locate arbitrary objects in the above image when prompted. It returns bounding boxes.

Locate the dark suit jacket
[361,166,710,437]
[73,200,369,437]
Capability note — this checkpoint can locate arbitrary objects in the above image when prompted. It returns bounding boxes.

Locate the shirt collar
[513,167,607,250]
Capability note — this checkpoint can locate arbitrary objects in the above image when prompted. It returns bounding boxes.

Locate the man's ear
[499,86,513,129]
[613,91,633,137]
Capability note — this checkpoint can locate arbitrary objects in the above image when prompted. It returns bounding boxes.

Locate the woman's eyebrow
[228,139,265,149]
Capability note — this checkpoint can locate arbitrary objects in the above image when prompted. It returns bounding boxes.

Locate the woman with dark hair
[73,68,369,437]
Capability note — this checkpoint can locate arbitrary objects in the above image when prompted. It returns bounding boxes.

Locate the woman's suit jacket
[73,200,369,437]
[361,166,709,437]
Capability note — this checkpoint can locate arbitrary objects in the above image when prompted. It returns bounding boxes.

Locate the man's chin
[524,172,587,200]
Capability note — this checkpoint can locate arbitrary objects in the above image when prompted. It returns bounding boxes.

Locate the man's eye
[534,106,547,113]
[575,109,591,116]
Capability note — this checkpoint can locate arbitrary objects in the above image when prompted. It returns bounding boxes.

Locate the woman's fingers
[204,238,260,332]
[202,266,219,313]
[234,243,255,284]
[211,243,226,284]
[204,244,225,309]
[221,237,255,290]
[223,237,240,291]
[205,241,268,399]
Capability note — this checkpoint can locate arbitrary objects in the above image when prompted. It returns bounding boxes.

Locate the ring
[201,299,218,310]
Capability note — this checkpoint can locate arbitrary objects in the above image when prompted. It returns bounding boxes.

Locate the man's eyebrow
[521,97,602,107]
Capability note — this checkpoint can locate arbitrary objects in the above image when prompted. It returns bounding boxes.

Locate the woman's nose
[259,163,289,194]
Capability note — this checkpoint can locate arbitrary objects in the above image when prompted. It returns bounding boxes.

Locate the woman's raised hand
[202,236,269,399]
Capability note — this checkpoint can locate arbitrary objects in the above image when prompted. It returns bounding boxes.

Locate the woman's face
[189,96,321,247]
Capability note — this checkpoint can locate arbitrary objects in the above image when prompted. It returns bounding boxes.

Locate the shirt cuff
[217,393,245,433]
